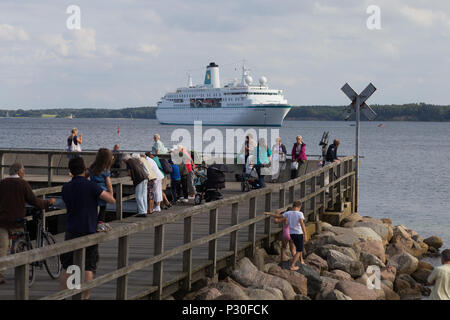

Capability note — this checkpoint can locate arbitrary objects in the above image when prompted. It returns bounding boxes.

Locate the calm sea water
[0,118,448,249]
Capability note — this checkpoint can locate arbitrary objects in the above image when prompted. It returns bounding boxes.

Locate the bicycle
[9,207,61,286]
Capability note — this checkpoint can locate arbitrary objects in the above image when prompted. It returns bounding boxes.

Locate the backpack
[159,158,173,174]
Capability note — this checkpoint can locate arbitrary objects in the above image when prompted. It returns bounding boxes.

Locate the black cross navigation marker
[341,83,377,121]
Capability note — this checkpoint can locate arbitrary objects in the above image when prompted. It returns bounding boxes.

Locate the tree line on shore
[1,103,450,121]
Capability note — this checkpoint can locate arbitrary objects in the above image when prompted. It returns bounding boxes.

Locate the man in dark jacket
[325,139,341,163]
[0,163,55,284]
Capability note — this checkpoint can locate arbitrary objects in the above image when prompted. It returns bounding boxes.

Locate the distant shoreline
[1,104,450,121]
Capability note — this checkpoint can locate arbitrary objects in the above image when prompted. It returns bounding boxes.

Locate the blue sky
[0,0,449,109]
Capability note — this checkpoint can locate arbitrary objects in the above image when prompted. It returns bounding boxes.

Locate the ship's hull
[156,105,291,126]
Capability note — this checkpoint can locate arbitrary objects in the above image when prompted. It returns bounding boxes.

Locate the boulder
[352,227,384,243]
[231,258,295,300]
[354,221,392,242]
[264,263,279,273]
[380,218,393,225]
[320,222,333,231]
[358,239,386,263]
[317,276,339,299]
[381,282,400,300]
[380,266,397,283]
[340,213,363,226]
[360,251,386,269]
[411,269,432,285]
[196,287,222,300]
[246,287,284,300]
[305,253,328,273]
[323,289,353,300]
[216,278,249,300]
[392,225,413,248]
[215,294,242,300]
[327,250,365,278]
[268,265,308,296]
[305,232,362,254]
[394,274,422,299]
[335,280,378,300]
[295,263,323,298]
[355,273,386,300]
[410,240,429,258]
[423,236,443,249]
[382,280,394,290]
[321,270,352,281]
[314,244,359,261]
[251,248,267,271]
[389,252,419,275]
[417,260,433,271]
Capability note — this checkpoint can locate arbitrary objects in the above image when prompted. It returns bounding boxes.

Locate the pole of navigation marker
[341,83,377,213]
[355,95,360,212]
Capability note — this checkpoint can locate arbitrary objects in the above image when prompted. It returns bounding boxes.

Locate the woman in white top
[145,154,164,212]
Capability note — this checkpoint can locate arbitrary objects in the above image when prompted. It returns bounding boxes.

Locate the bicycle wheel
[42,233,61,279]
[11,239,35,286]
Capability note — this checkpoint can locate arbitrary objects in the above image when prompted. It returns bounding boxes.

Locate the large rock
[381,282,400,300]
[423,236,443,249]
[380,266,397,283]
[305,253,328,274]
[335,280,379,300]
[246,287,284,300]
[394,274,422,299]
[231,258,295,300]
[294,263,323,298]
[354,221,392,242]
[417,261,434,271]
[389,252,419,275]
[268,265,308,296]
[360,251,386,269]
[358,239,386,263]
[314,244,359,261]
[392,225,413,249]
[323,289,353,300]
[320,222,333,231]
[216,278,249,300]
[355,273,386,300]
[251,248,267,271]
[327,250,365,278]
[352,227,384,243]
[340,212,363,226]
[321,270,352,281]
[305,232,362,255]
[317,276,339,299]
[196,288,222,300]
[411,269,432,285]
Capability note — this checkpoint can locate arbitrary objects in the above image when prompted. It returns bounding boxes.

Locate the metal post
[355,95,360,212]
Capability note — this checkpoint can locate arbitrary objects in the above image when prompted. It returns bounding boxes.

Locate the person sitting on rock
[428,249,450,300]
[265,200,308,270]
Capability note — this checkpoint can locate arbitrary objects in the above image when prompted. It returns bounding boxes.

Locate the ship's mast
[241,61,250,86]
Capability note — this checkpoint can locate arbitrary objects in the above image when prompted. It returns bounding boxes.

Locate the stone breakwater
[180,213,445,300]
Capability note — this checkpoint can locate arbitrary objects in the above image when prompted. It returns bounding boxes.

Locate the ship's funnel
[204,62,220,88]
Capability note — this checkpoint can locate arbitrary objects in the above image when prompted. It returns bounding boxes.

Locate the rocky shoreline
[179,213,445,300]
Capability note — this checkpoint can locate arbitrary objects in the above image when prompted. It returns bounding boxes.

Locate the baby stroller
[194,163,227,205]
[241,155,260,192]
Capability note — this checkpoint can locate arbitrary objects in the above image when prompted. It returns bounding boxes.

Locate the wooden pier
[0,149,356,300]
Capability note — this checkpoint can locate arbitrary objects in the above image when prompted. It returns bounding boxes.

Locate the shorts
[161,176,168,191]
[61,232,99,272]
[290,234,304,252]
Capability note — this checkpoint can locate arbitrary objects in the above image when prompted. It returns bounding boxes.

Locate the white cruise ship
[155,62,291,126]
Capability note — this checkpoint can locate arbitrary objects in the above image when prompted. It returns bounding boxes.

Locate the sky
[0,0,450,109]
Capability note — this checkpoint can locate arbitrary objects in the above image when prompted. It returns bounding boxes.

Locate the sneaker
[97,221,108,232]
[188,195,195,200]
[103,222,112,231]
[154,206,161,212]
[182,199,189,203]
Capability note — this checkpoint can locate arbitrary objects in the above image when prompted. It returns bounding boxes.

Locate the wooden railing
[0,156,355,300]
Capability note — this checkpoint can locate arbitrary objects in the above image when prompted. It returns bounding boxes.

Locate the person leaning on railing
[0,163,56,285]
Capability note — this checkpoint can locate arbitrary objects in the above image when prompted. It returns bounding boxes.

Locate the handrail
[0,155,356,300]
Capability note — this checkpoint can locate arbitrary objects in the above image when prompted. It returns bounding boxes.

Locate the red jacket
[291,143,307,161]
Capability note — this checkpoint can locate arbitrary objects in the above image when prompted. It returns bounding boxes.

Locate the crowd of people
[1,129,448,300]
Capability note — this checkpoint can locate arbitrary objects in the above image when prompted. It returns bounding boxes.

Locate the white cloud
[138,43,161,56]
[0,24,29,41]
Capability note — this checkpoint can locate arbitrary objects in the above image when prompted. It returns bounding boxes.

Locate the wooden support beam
[115,182,123,220]
[264,192,272,250]
[47,153,53,187]
[229,202,239,268]
[116,236,129,300]
[279,188,285,209]
[182,216,193,291]
[248,197,256,257]
[14,264,29,300]
[208,208,218,277]
[152,225,164,300]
